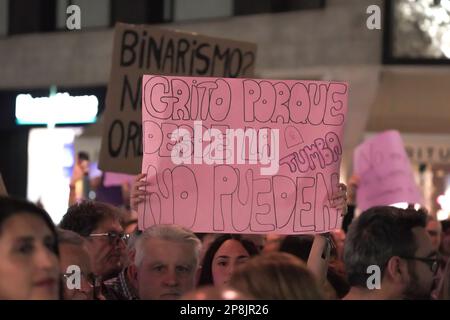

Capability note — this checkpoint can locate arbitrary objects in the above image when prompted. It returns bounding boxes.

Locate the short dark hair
[0,196,59,256]
[77,151,89,162]
[198,234,259,286]
[344,206,427,287]
[59,201,122,237]
[279,235,314,262]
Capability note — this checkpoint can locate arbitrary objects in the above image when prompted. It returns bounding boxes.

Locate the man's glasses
[400,256,440,274]
[88,231,130,245]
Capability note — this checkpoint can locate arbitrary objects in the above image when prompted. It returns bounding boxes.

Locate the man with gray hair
[343,206,438,300]
[128,224,202,300]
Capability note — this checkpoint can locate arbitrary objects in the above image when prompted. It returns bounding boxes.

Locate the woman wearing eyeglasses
[0,196,60,300]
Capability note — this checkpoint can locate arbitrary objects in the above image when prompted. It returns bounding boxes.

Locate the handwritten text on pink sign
[139,75,348,234]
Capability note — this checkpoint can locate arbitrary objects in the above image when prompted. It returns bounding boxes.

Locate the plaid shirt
[103,268,139,300]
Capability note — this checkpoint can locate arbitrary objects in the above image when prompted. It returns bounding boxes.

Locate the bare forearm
[68,184,77,206]
[307,234,330,285]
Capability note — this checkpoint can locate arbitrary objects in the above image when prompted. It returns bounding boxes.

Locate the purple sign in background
[103,172,135,187]
[139,75,349,234]
[354,130,423,211]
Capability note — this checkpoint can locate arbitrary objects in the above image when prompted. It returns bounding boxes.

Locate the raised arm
[307,183,347,285]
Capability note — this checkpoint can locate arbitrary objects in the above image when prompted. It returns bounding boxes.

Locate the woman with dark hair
[0,196,60,299]
[230,252,323,300]
[198,234,259,287]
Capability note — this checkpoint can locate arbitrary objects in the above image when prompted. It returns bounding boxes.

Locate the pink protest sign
[354,130,423,211]
[103,172,135,187]
[139,75,348,234]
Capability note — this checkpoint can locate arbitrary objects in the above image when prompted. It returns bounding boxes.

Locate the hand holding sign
[130,173,149,212]
[347,174,360,206]
[331,183,348,216]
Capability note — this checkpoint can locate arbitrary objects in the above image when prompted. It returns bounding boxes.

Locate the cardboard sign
[0,173,7,196]
[354,130,423,211]
[138,75,348,234]
[99,23,257,174]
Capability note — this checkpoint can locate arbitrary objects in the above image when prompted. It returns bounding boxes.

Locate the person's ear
[385,256,409,284]
[129,263,138,283]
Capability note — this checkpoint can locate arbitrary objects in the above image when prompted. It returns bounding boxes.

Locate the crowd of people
[0,173,449,300]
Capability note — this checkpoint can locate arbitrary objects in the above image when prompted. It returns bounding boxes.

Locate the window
[173,0,233,22]
[234,0,326,16]
[8,0,56,35]
[56,0,110,30]
[384,0,450,64]
[111,0,167,25]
